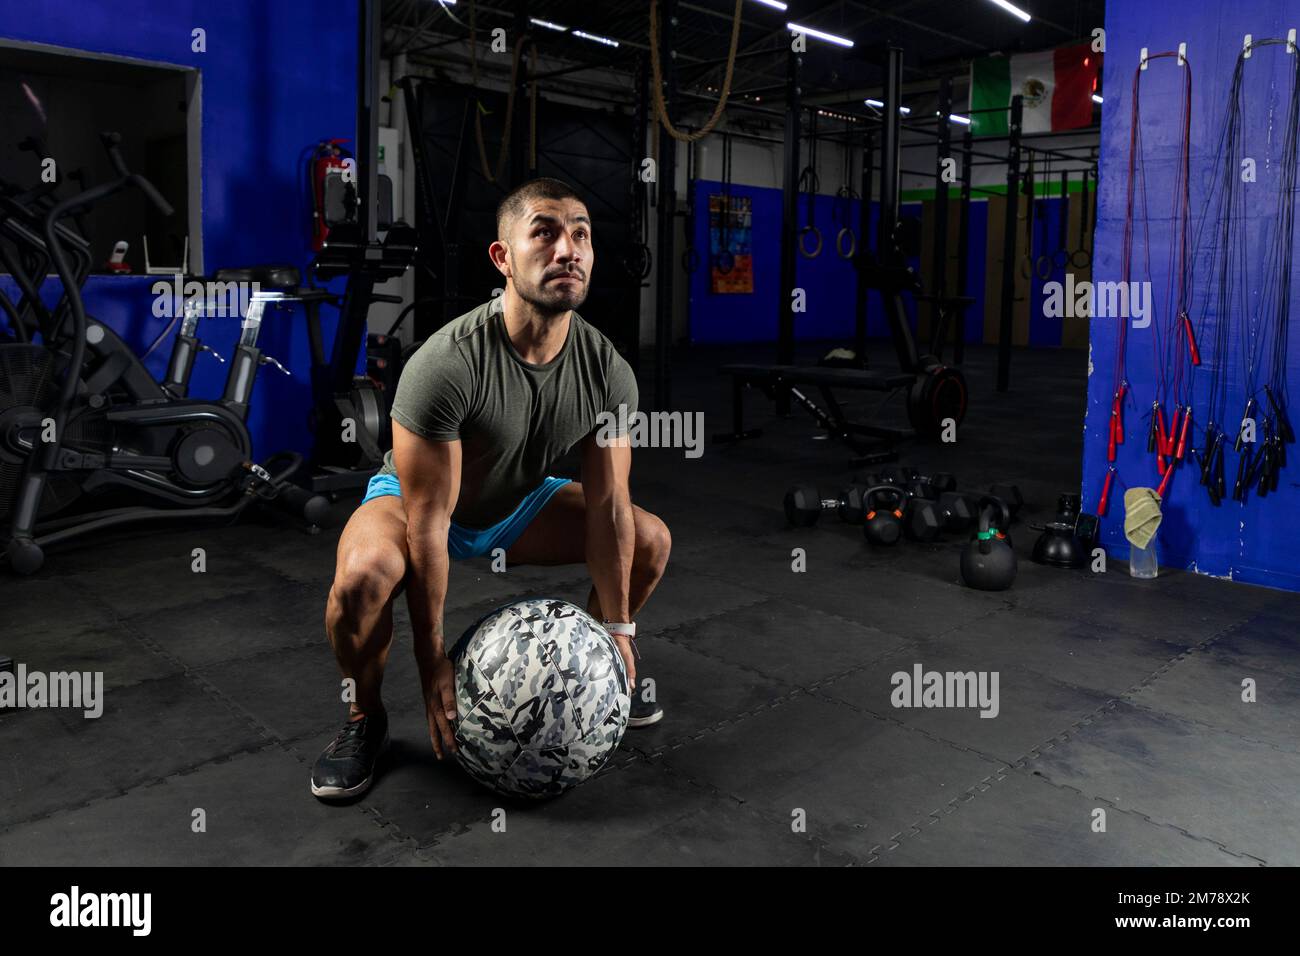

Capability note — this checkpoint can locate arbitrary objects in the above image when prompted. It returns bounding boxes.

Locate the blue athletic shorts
[360,473,571,560]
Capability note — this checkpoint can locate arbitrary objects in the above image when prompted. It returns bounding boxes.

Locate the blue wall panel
[0,0,358,461]
[1089,0,1300,591]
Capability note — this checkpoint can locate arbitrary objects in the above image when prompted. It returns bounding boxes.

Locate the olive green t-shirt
[378,297,638,528]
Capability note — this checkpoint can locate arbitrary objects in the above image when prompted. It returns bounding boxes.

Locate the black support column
[510,4,532,187]
[997,95,1023,393]
[877,46,903,259]
[357,0,381,244]
[777,45,802,388]
[652,0,677,411]
[955,128,973,365]
[854,128,873,362]
[930,76,952,338]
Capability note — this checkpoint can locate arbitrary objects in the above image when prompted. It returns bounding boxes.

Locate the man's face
[497,197,593,315]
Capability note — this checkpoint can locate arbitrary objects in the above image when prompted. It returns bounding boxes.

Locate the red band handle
[1175,407,1192,461]
[1156,462,1174,499]
[1183,314,1201,366]
[1099,469,1115,516]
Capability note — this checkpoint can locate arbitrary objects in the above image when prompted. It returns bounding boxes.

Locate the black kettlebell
[960,505,1017,590]
[863,486,906,546]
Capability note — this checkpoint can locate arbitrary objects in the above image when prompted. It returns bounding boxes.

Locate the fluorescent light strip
[865,98,911,115]
[530,18,567,31]
[572,29,619,48]
[788,22,854,48]
[948,114,972,125]
[750,0,788,10]
[985,0,1031,23]
[1092,93,1103,104]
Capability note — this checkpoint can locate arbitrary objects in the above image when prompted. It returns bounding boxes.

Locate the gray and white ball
[451,598,630,799]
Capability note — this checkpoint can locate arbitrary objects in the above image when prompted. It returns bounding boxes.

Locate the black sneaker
[311,712,389,800]
[627,679,664,728]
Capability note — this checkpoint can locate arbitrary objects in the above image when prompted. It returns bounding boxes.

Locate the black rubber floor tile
[1028,701,1296,864]
[418,759,852,866]
[781,566,1007,641]
[664,598,910,687]
[1207,612,1300,681]
[354,707,530,848]
[0,674,266,828]
[2,622,180,692]
[818,651,1115,766]
[870,768,1258,866]
[654,693,1004,862]
[193,642,410,745]
[28,525,206,581]
[1009,569,1254,645]
[0,748,408,866]
[614,634,794,755]
[1145,568,1300,615]
[630,563,769,634]
[3,575,112,640]
[239,523,343,587]
[117,581,329,669]
[72,546,300,617]
[1127,652,1300,755]
[911,606,1193,698]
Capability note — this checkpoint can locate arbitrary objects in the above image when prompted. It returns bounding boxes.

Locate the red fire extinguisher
[310,138,354,251]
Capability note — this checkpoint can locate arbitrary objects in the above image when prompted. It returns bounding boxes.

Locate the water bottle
[1129,539,1158,579]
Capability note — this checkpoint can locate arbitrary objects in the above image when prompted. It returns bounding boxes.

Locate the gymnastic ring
[836,227,857,260]
[621,243,652,280]
[1053,248,1071,270]
[714,250,735,274]
[798,225,824,259]
[1070,249,1092,269]
[682,247,701,273]
[1035,255,1054,281]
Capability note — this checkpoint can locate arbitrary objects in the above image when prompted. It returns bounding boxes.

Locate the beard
[514,262,589,316]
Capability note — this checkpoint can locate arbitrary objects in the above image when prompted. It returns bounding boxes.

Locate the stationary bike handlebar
[40,133,176,425]
[98,132,175,219]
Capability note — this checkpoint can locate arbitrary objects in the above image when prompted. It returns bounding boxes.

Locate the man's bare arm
[581,434,634,625]
[393,420,461,756]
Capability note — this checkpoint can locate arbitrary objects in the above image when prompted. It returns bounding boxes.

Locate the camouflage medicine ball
[451,598,630,799]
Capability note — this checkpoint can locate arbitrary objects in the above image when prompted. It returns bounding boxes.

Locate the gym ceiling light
[788,22,854,48]
[985,0,1032,23]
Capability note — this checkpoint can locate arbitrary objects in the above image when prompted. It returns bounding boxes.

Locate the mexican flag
[969,44,1100,137]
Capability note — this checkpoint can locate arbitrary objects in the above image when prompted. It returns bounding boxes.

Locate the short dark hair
[495,177,585,240]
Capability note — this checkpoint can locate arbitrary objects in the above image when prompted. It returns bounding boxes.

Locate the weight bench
[715,363,916,467]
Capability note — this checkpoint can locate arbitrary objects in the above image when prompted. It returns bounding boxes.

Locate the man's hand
[614,634,637,703]
[422,654,459,759]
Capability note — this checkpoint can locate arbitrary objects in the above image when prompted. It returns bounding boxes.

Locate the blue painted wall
[1088,0,1300,591]
[0,0,358,460]
[687,177,1055,351]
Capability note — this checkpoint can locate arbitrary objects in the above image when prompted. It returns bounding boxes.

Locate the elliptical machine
[0,133,328,574]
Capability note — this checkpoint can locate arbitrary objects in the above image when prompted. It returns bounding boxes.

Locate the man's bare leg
[324,495,411,717]
[312,496,410,800]
[506,482,671,725]
[504,482,671,617]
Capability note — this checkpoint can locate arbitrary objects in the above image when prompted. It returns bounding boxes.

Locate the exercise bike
[0,133,328,575]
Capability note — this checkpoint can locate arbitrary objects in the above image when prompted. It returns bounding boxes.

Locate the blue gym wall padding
[0,0,358,461]
[1088,0,1300,591]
